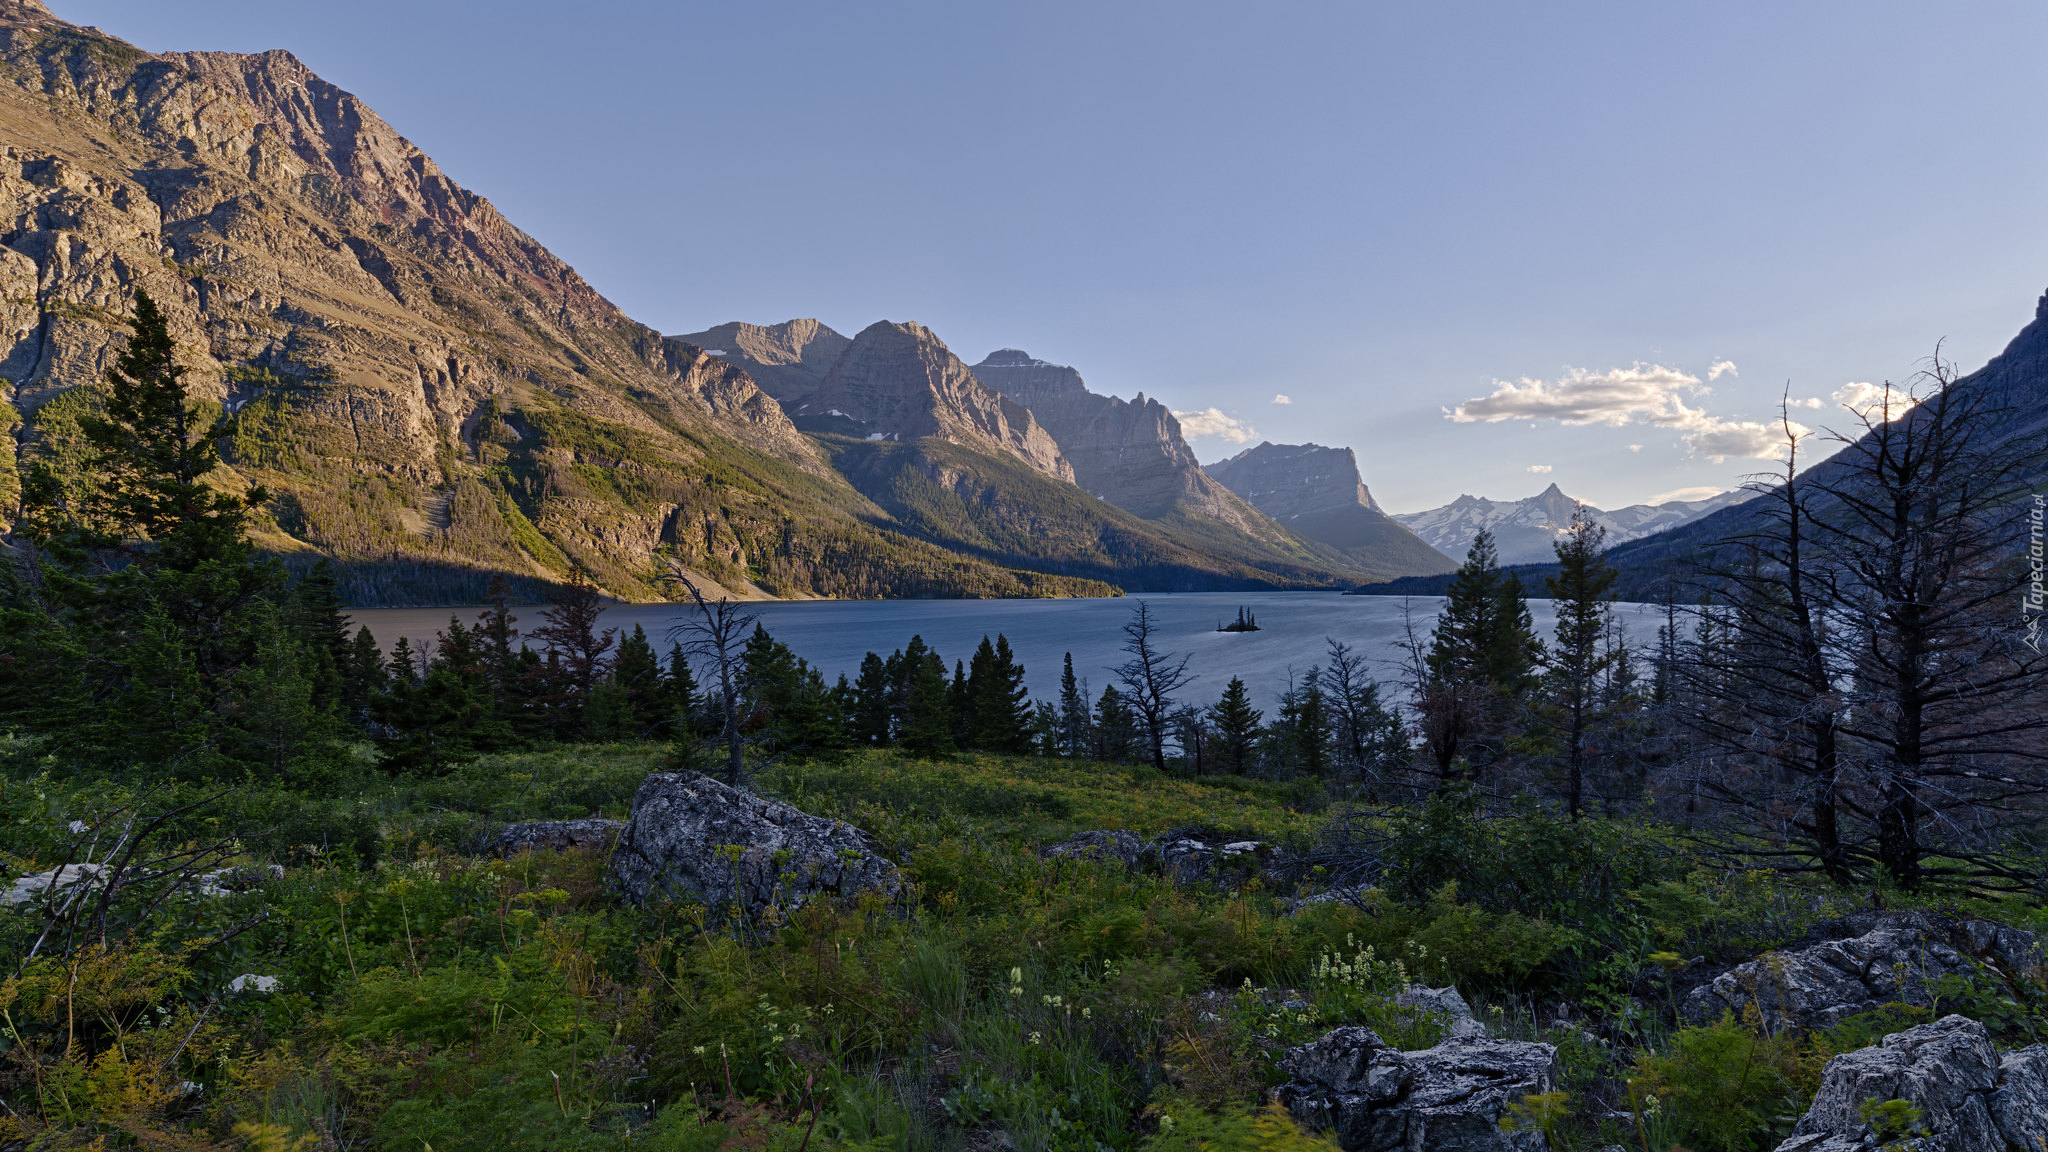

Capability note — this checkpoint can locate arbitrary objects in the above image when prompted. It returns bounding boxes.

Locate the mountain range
[0,0,1452,604]
[1391,484,1752,566]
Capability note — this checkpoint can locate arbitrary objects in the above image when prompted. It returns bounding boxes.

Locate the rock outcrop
[1040,829,1269,883]
[971,349,1256,523]
[1042,830,1151,870]
[671,319,851,405]
[1276,1026,1559,1151]
[1205,442,1454,578]
[793,322,1073,481]
[1683,912,2042,1032]
[492,818,626,856]
[1773,1016,2048,1152]
[612,772,902,918]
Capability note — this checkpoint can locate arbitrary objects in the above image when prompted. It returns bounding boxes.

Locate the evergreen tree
[529,569,615,736]
[1414,530,1543,782]
[10,290,333,777]
[851,651,894,746]
[900,649,956,756]
[1543,508,1619,820]
[291,559,351,717]
[967,634,1030,752]
[1276,668,1332,777]
[1208,677,1263,775]
[1056,653,1091,758]
[611,624,666,736]
[1092,685,1138,763]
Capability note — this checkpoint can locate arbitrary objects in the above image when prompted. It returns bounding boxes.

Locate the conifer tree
[1208,677,1262,775]
[1056,653,1091,758]
[1092,685,1138,763]
[851,651,894,745]
[967,634,1030,752]
[900,650,956,756]
[1544,508,1619,819]
[611,624,665,736]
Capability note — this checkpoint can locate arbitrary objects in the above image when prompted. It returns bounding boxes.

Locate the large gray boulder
[492,818,625,856]
[1684,912,2041,1032]
[1042,830,1150,870]
[612,772,902,919]
[1773,1016,2048,1152]
[1276,1026,1558,1151]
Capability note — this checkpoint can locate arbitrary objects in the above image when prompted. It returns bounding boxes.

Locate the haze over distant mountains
[1391,484,1752,566]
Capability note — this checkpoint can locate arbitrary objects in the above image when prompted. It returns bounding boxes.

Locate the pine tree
[612,624,666,736]
[851,651,894,746]
[1057,653,1091,758]
[1208,677,1263,775]
[1277,668,1332,777]
[1092,685,1138,763]
[529,569,615,735]
[1544,508,1619,819]
[967,634,1030,752]
[900,650,956,756]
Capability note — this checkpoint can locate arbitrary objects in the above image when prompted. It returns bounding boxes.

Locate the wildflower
[1158,1115,1175,1133]
[1028,1031,1042,1045]
[1082,1007,1092,1019]
[692,1046,706,1056]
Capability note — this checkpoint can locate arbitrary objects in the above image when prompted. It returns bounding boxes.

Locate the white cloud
[1448,363,1703,427]
[1650,486,1731,505]
[1173,408,1256,444]
[1271,394,1292,405]
[1447,362,1803,462]
[1627,444,1643,453]
[1793,397,1825,409]
[1833,381,1918,419]
[1708,359,1738,380]
[1527,464,1553,474]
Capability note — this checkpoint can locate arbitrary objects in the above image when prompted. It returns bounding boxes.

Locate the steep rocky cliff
[793,322,1073,482]
[971,349,1263,529]
[670,318,849,405]
[1204,442,1454,577]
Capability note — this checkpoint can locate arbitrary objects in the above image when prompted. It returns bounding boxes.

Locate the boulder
[195,864,284,896]
[1393,985,1488,1040]
[1157,835,1271,883]
[1773,1015,2048,1152]
[612,772,902,919]
[1042,830,1150,870]
[1276,1025,1559,1151]
[2,861,109,907]
[1684,912,2041,1032]
[493,818,626,856]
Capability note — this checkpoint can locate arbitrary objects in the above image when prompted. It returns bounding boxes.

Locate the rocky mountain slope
[0,1,1418,602]
[1203,442,1455,577]
[669,318,849,405]
[1392,483,1749,565]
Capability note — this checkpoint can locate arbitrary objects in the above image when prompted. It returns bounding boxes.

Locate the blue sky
[62,0,2048,511]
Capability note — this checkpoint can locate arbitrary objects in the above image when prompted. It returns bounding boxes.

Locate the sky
[58,0,2048,512]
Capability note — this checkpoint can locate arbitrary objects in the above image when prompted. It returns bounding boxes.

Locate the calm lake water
[349,592,1667,709]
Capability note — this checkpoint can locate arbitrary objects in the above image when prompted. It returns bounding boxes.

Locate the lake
[349,592,1670,709]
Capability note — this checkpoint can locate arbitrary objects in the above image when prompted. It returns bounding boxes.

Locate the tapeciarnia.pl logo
[2027,494,2044,654]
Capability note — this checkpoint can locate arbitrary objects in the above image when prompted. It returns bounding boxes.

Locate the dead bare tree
[663,569,759,786]
[1113,600,1193,773]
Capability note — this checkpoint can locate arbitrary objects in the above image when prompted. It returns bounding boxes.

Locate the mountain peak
[978,348,1057,369]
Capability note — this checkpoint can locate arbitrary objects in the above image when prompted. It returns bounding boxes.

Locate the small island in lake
[1217,606,1261,632]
